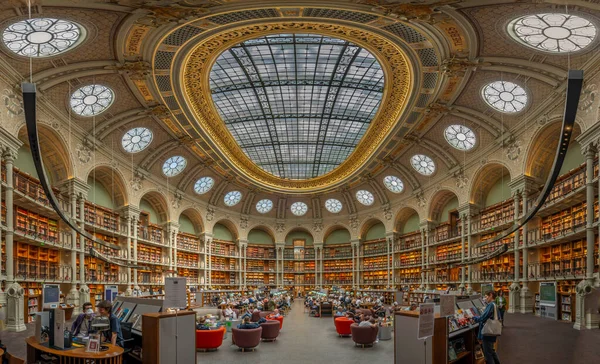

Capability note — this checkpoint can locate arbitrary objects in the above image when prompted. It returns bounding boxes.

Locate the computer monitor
[43,284,60,309]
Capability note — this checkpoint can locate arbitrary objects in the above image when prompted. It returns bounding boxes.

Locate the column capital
[350,239,360,247]
[118,205,141,220]
[0,127,23,158]
[237,238,249,248]
[55,177,90,199]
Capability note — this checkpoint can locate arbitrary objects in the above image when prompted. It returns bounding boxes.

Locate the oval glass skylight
[224,191,242,206]
[509,13,597,53]
[383,176,404,194]
[482,81,528,113]
[256,199,273,214]
[290,202,308,216]
[325,199,343,213]
[411,154,436,176]
[122,127,153,153]
[209,33,384,180]
[70,84,114,116]
[162,156,187,177]
[356,190,375,206]
[444,125,476,151]
[194,177,214,194]
[3,18,84,57]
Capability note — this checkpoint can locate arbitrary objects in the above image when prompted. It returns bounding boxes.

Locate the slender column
[320,246,324,287]
[5,151,14,282]
[387,235,391,288]
[133,216,139,288]
[425,229,430,289]
[125,216,132,295]
[521,193,528,282]
[467,215,472,291]
[314,246,318,287]
[508,191,521,314]
[513,192,521,282]
[70,193,77,283]
[207,238,211,286]
[78,196,85,284]
[585,146,596,280]
[420,229,425,289]
[460,214,467,287]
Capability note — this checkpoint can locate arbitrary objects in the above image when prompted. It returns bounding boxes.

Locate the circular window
[162,156,187,177]
[194,177,214,194]
[509,13,597,53]
[383,176,404,194]
[411,154,436,176]
[256,199,273,214]
[444,125,476,151]
[122,127,153,153]
[224,191,242,206]
[356,190,375,206]
[70,84,114,116]
[2,18,84,57]
[290,202,308,216]
[325,199,343,213]
[482,81,528,113]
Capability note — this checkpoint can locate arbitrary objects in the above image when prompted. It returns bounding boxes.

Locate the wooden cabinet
[142,311,197,364]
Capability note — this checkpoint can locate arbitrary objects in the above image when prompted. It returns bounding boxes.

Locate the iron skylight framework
[209,33,384,180]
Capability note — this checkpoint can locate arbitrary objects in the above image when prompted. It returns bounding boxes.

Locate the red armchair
[266,315,284,329]
[195,326,226,351]
[334,317,353,337]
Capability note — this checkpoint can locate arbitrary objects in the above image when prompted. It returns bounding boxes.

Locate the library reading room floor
[2,301,600,363]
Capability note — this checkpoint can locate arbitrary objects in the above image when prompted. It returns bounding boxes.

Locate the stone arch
[213,218,239,241]
[85,164,129,208]
[359,217,385,240]
[17,124,73,184]
[525,119,583,182]
[177,207,204,235]
[394,206,420,234]
[246,225,276,245]
[428,189,459,223]
[469,163,511,207]
[284,227,314,246]
[323,225,352,244]
[139,190,170,223]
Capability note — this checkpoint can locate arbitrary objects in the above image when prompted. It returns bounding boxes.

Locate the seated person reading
[335,307,345,316]
[224,304,237,319]
[266,309,281,319]
[237,316,260,329]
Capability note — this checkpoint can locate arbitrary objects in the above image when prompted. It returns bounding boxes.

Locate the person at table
[372,300,385,318]
[71,302,94,337]
[96,300,124,347]
[196,317,211,330]
[237,316,260,329]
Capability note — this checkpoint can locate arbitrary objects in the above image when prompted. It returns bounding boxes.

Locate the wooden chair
[4,352,26,364]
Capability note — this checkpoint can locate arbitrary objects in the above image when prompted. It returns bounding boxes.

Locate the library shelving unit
[176,232,200,252]
[559,292,576,322]
[87,284,104,307]
[14,205,60,244]
[246,245,276,259]
[177,268,199,285]
[14,243,61,281]
[477,199,518,231]
[324,244,352,259]
[395,231,421,252]
[138,243,164,265]
[176,251,199,268]
[210,241,238,287]
[431,242,465,264]
[77,256,119,283]
[138,269,164,285]
[397,250,422,268]
[407,291,441,306]
[540,202,596,240]
[362,238,387,256]
[13,168,62,209]
[24,282,41,323]
[83,201,120,233]
[396,267,421,285]
[323,272,352,286]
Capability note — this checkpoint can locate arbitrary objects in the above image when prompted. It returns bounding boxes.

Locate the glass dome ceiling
[209,33,384,180]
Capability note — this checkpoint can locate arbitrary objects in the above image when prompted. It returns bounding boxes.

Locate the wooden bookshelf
[149,223,164,244]
[478,199,518,230]
[209,256,237,271]
[362,270,387,286]
[396,267,421,284]
[324,244,352,259]
[246,245,275,259]
[246,259,275,272]
[77,256,119,283]
[211,240,237,256]
[542,163,586,206]
[478,255,516,282]
[14,205,59,243]
[433,242,465,263]
[177,251,199,268]
[177,268,199,285]
[537,239,594,278]
[395,231,421,251]
[362,255,392,270]
[177,232,200,251]
[88,284,104,307]
[13,167,60,207]
[397,251,422,267]
[14,242,61,281]
[138,243,163,264]
[541,202,597,240]
[559,292,576,322]
[362,239,387,256]
[324,272,352,285]
[323,259,352,271]
[83,201,119,232]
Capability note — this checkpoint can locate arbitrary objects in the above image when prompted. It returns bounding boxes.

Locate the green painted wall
[213,223,234,241]
[15,146,53,183]
[485,177,511,207]
[401,213,420,234]
[365,222,385,240]
[178,214,196,234]
[140,199,159,224]
[248,230,274,245]
[285,231,314,245]
[325,229,351,244]
[559,141,584,175]
[87,177,115,209]
[439,196,458,222]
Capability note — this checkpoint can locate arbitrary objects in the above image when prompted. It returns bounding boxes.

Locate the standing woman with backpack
[474,291,501,364]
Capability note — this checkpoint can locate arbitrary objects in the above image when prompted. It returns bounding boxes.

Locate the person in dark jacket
[237,316,260,329]
[474,291,501,364]
[196,317,211,330]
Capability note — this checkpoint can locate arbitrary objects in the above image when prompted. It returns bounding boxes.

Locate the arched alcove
[360,218,385,240]
[178,208,204,235]
[428,190,459,223]
[139,191,169,224]
[285,228,314,246]
[248,226,275,245]
[17,125,72,185]
[526,121,583,181]
[395,207,420,234]
[324,226,351,245]
[86,165,128,209]
[470,163,511,208]
[213,219,238,241]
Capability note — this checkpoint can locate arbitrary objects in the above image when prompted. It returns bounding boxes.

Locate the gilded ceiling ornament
[424,102,449,116]
[76,143,92,164]
[109,61,152,81]
[147,104,171,119]
[363,0,460,23]
[441,58,490,77]
[134,3,214,27]
[181,22,412,193]
[3,89,23,117]
[506,139,522,161]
